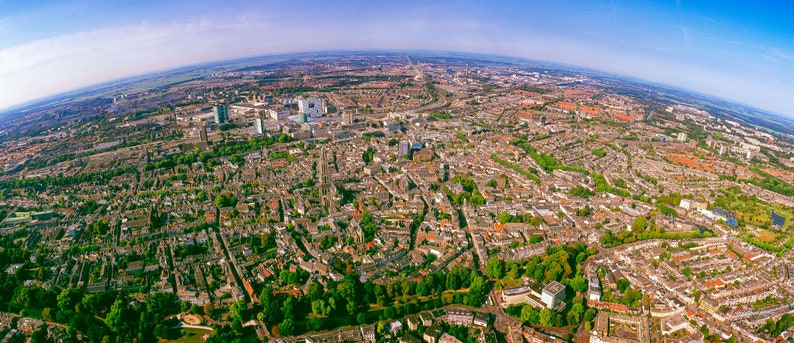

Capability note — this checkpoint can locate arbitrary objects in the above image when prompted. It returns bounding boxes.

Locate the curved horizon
[1,1,793,118]
[0,49,779,117]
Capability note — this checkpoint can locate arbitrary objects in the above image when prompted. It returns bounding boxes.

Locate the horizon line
[0,49,789,122]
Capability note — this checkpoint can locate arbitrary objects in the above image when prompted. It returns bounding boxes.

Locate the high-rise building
[341,112,354,125]
[297,98,309,114]
[254,117,265,135]
[719,145,728,155]
[213,104,228,124]
[399,140,411,156]
[298,97,325,117]
[706,136,716,149]
[677,132,687,142]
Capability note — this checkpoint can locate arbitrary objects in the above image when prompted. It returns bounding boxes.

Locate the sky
[1,0,793,117]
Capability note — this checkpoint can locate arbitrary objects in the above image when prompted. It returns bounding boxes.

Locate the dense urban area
[1,52,794,343]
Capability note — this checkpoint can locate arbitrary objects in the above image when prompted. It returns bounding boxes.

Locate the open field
[757,229,777,243]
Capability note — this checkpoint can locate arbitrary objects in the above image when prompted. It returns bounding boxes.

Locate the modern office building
[541,281,566,309]
[213,104,228,124]
[298,97,325,117]
[254,117,265,135]
[399,140,411,156]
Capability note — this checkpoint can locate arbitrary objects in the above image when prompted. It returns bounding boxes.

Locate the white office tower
[298,97,325,118]
[255,117,265,135]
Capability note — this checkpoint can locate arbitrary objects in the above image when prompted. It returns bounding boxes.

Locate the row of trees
[490,155,540,183]
[141,133,293,172]
[512,139,564,173]
[510,137,637,201]
[745,169,794,197]
[505,295,595,329]
[600,218,715,247]
[591,172,630,197]
[2,232,186,342]
[493,211,543,226]
[486,243,594,289]
[10,284,181,343]
[251,269,492,337]
[0,165,137,192]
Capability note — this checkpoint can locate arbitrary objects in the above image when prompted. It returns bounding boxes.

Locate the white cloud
[0,10,792,118]
[0,19,276,109]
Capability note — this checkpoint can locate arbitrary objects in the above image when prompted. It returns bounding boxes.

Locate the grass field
[161,328,213,343]
[757,229,777,243]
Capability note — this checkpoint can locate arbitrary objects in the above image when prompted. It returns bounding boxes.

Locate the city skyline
[1,0,793,117]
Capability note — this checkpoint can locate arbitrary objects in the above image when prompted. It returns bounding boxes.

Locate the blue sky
[1,0,793,117]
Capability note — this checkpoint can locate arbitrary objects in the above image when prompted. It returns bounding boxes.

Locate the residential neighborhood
[1,52,793,343]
